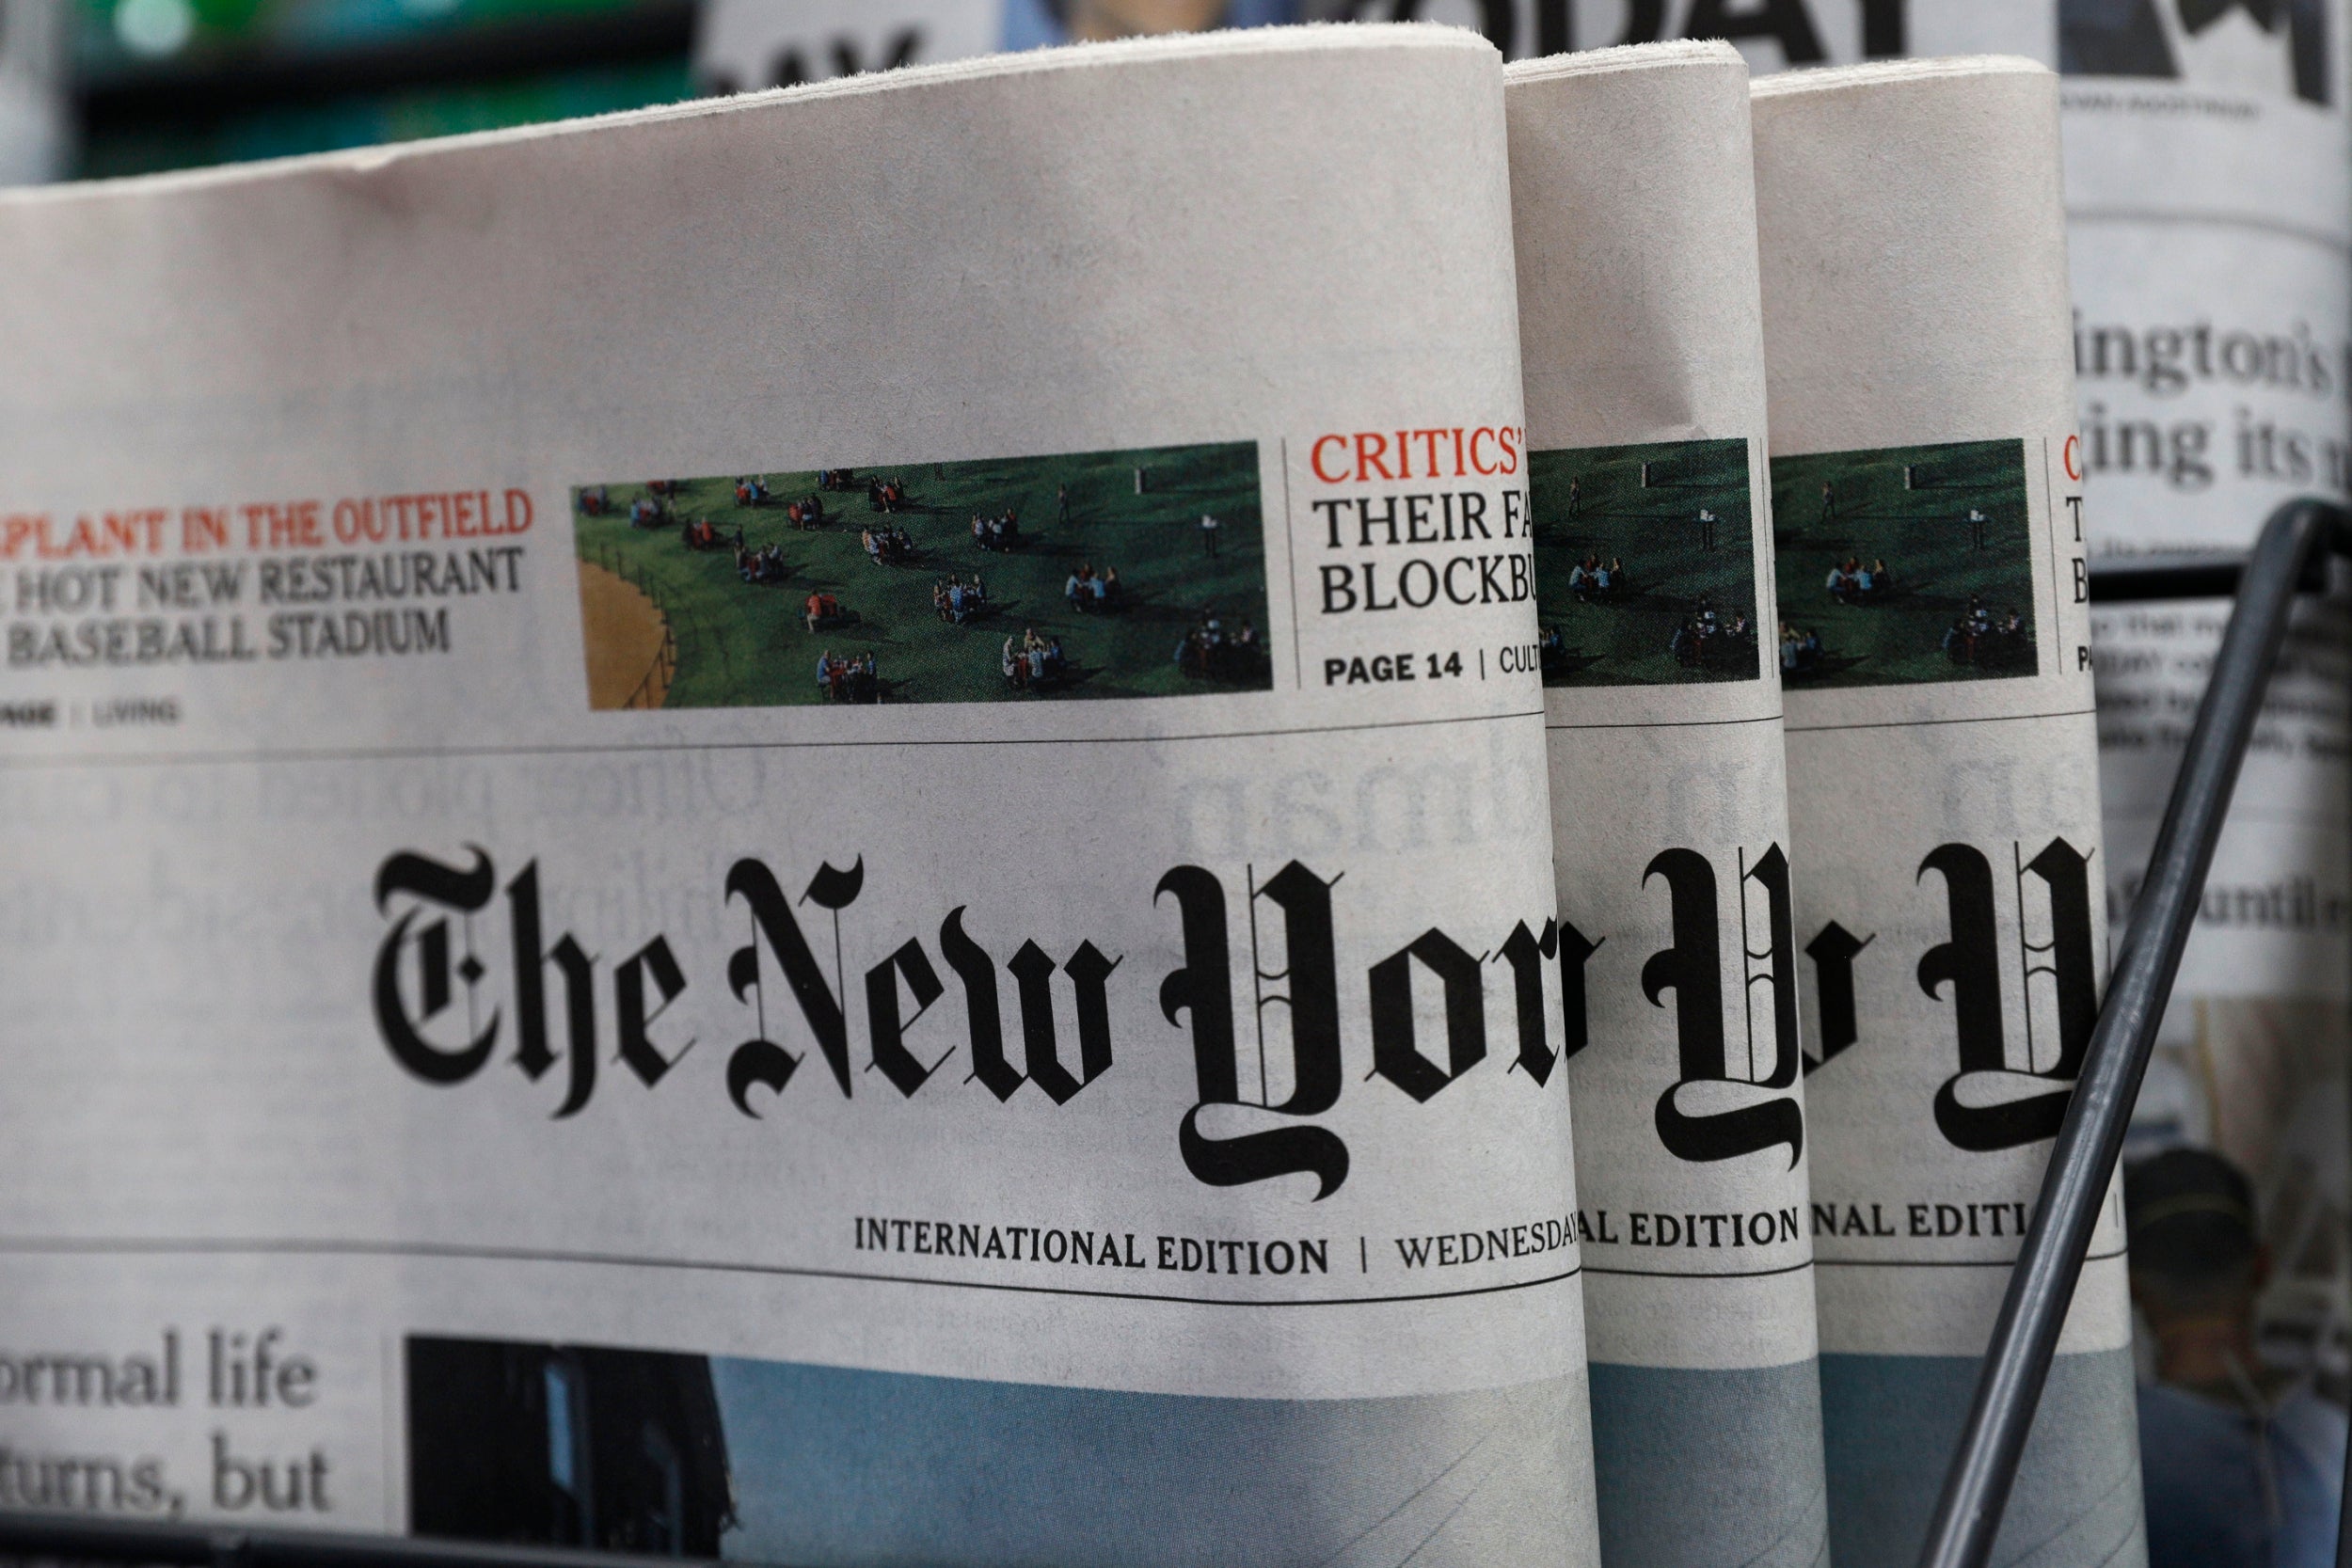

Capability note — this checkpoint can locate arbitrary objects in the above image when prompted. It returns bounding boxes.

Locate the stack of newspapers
[0,24,2205,1568]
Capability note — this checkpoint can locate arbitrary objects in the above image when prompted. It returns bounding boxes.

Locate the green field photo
[1530,438,1760,687]
[1771,439,2039,689]
[572,441,1270,709]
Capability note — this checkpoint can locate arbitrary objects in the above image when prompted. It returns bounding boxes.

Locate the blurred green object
[77,56,691,175]
[71,0,694,176]
[77,0,665,83]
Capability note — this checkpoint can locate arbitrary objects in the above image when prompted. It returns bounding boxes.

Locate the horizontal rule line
[1584,1258,1816,1281]
[1814,1245,2127,1271]
[1786,704,2099,736]
[1545,711,1784,734]
[0,705,1549,772]
[0,1235,1581,1309]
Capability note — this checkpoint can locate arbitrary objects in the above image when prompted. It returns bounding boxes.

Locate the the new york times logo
[373,832,2090,1185]
[370,849,1590,1199]
[1802,835,2101,1153]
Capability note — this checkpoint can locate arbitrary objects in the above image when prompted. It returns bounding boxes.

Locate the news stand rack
[0,499,2347,1568]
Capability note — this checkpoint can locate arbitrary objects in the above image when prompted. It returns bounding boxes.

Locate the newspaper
[0,0,66,185]
[2024,2,2352,1519]
[692,0,1290,91]
[1505,40,1827,1568]
[0,27,1605,1564]
[1300,1,2059,71]
[1728,1,2352,1550]
[1752,56,2147,1568]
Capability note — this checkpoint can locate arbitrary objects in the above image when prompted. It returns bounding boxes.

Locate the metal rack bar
[1917,497,2352,1568]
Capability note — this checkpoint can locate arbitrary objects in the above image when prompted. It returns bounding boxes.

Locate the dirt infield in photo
[579,561,672,709]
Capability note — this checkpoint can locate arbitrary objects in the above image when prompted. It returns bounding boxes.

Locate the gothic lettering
[1645,847,1804,1166]
[1158,863,1349,1200]
[1369,929,1488,1102]
[372,847,499,1085]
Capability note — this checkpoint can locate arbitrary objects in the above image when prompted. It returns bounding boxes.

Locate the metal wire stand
[1918,496,2352,1568]
[3,500,2346,1568]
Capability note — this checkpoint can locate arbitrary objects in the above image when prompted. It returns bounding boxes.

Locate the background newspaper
[1754,56,2146,1568]
[0,27,1605,1563]
[1506,40,1828,1568]
[692,0,1289,90]
[0,0,66,183]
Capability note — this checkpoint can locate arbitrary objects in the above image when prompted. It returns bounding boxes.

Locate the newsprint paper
[1724,1,2352,1554]
[0,27,1607,1566]
[2010,0,2352,1503]
[1505,40,1828,1568]
[1753,57,2147,1568]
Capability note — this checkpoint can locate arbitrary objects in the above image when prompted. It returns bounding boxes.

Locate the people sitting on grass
[629,494,669,529]
[1062,562,1125,612]
[804,591,845,633]
[863,525,914,565]
[934,573,988,624]
[1671,598,1756,670]
[1567,553,1629,602]
[1781,623,1823,674]
[1174,610,1264,682]
[1943,596,2026,667]
[681,517,723,551]
[819,468,857,492]
[738,543,787,584]
[735,477,771,507]
[972,509,1021,552]
[866,478,908,513]
[1829,555,1897,605]
[647,480,680,498]
[814,650,882,704]
[1943,595,1991,658]
[998,626,1069,691]
[580,485,611,516]
[1670,599,1721,666]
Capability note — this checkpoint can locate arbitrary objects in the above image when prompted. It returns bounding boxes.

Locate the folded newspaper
[0,26,1605,1564]
[1505,39,1829,1568]
[1752,55,2147,1568]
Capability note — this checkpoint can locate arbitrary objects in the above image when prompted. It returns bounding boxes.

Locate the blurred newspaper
[693,0,1292,92]
[0,0,67,184]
